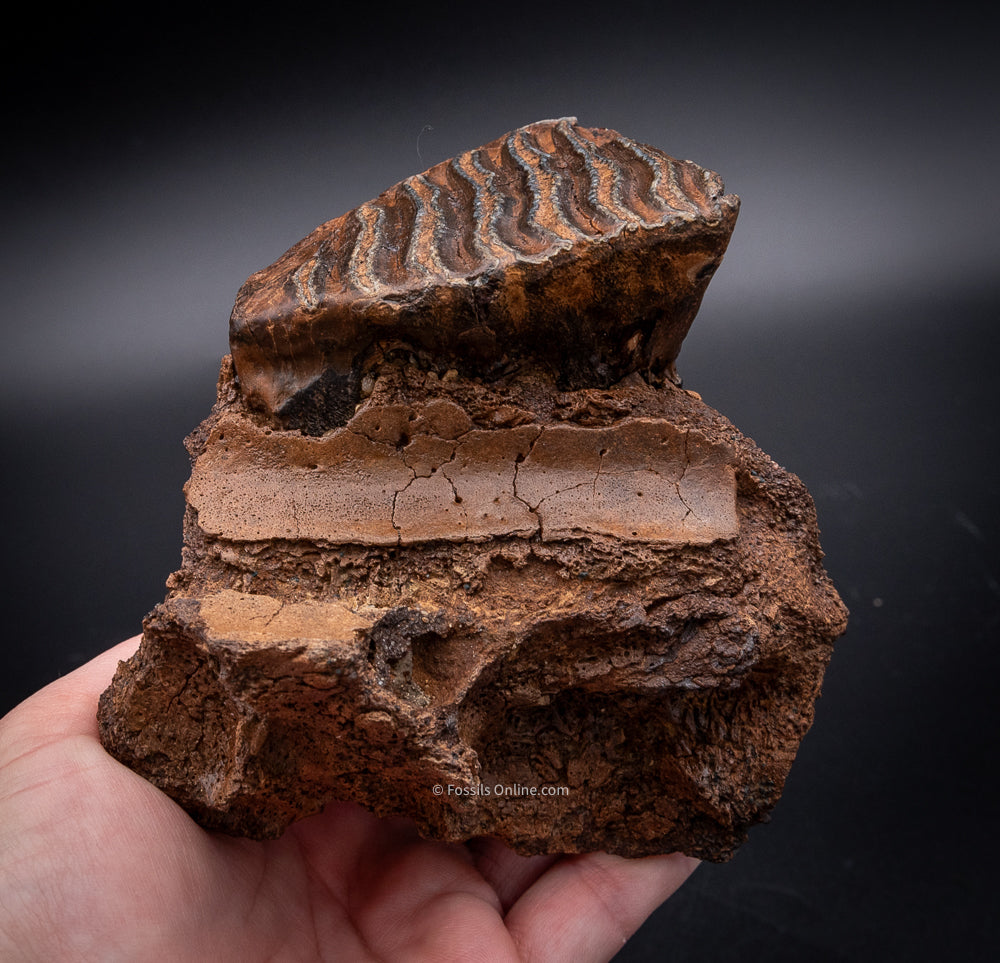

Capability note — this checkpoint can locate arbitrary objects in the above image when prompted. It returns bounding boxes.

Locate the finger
[466,836,561,912]
[0,631,214,880]
[288,799,411,904]
[0,635,142,761]
[294,803,518,960]
[55,634,144,704]
[504,850,699,963]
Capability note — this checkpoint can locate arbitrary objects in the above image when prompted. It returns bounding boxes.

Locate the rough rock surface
[98,119,847,861]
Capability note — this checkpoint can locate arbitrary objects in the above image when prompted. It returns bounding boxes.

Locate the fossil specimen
[98,118,847,861]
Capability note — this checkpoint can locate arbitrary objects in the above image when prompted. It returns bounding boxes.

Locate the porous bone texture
[98,119,846,860]
[98,360,847,860]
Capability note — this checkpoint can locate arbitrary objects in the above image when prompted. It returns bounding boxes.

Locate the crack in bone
[675,429,696,522]
[511,427,544,537]
[189,417,736,546]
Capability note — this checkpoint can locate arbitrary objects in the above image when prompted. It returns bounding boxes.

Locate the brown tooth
[228,117,739,433]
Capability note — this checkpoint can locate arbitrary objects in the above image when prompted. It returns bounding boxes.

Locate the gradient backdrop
[3,5,997,960]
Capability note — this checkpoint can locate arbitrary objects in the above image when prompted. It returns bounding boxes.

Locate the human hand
[0,637,698,961]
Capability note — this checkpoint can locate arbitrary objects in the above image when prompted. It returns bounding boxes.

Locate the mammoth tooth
[228,117,740,433]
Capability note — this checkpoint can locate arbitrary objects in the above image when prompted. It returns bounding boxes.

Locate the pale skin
[0,637,699,962]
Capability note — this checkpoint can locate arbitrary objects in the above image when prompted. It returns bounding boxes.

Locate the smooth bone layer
[187,415,737,546]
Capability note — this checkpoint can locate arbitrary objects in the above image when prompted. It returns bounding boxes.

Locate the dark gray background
[3,4,997,960]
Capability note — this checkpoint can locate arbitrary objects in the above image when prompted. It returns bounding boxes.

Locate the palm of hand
[0,638,696,961]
